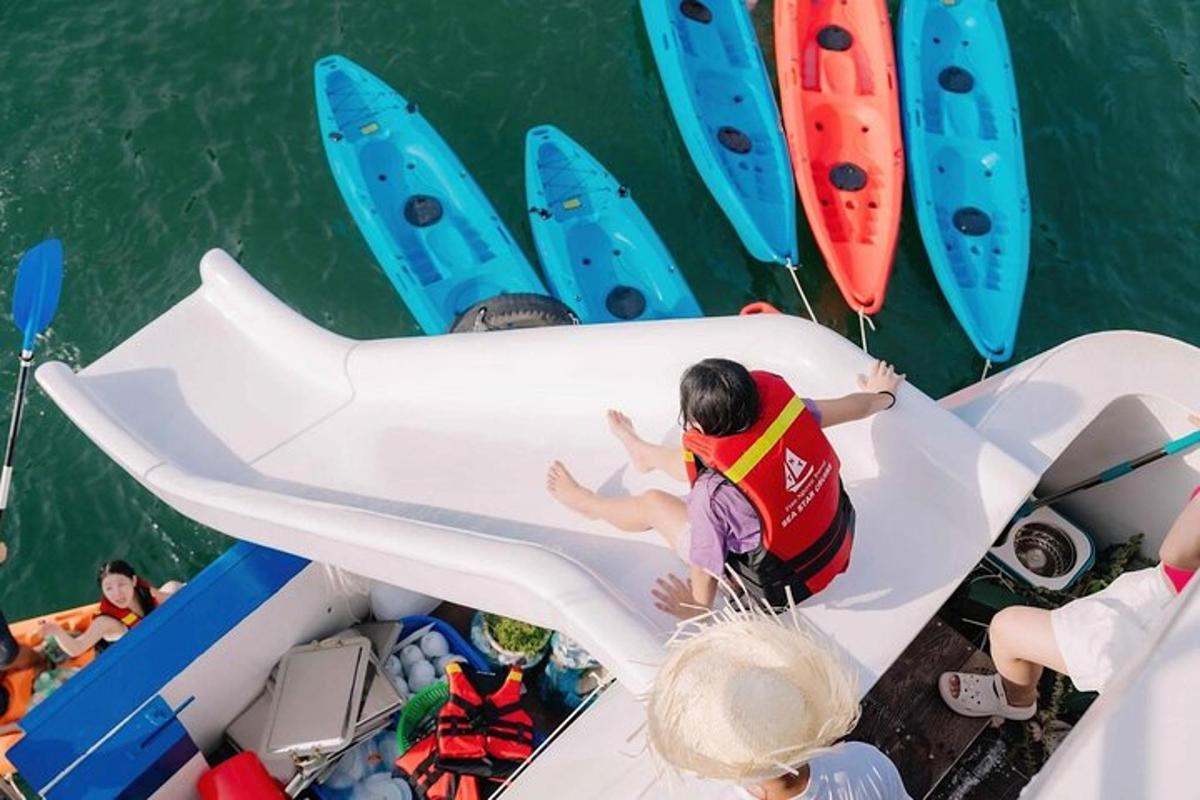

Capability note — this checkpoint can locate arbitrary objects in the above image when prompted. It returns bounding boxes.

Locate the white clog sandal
[938,671,1037,721]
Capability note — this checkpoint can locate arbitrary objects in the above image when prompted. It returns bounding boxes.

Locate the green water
[0,1,1196,618]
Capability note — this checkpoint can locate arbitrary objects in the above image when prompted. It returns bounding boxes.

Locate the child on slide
[941,423,1200,720]
[547,357,904,618]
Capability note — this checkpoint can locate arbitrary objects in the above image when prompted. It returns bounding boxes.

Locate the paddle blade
[12,238,64,351]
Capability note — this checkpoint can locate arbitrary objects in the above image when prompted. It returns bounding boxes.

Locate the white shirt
[733,742,912,800]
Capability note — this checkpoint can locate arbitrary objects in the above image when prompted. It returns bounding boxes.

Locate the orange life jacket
[683,371,855,605]
[97,578,155,629]
[436,663,534,772]
[0,669,34,726]
[393,734,482,800]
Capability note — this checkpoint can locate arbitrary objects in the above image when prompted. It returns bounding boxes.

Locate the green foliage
[1075,533,1154,596]
[483,613,551,655]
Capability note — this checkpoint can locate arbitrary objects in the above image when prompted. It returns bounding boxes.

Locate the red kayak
[775,0,904,315]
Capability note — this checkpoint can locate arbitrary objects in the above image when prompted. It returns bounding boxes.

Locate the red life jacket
[97,578,156,629]
[683,371,855,605]
[394,734,482,800]
[436,663,534,773]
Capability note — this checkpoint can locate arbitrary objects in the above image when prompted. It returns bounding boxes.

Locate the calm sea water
[0,1,1196,617]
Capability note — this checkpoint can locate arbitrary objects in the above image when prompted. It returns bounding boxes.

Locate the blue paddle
[995,428,1200,546]
[1018,429,1200,518]
[0,239,65,532]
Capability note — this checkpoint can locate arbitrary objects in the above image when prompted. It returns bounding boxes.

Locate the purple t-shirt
[685,399,822,575]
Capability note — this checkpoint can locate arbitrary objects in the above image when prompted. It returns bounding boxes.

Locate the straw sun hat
[645,602,860,783]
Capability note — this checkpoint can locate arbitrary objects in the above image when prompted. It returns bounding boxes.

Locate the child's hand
[858,360,905,395]
[651,573,705,620]
[1190,413,1199,427]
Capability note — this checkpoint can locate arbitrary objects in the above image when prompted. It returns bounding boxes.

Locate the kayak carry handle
[740,301,781,316]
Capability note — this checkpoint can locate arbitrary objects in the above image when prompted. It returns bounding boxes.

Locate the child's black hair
[679,358,760,437]
[0,685,8,719]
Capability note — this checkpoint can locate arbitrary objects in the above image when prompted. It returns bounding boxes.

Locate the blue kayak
[525,125,702,323]
[898,0,1030,362]
[639,0,797,264]
[314,55,546,335]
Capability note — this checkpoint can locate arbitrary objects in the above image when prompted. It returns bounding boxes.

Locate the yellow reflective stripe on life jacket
[119,611,139,627]
[725,396,806,483]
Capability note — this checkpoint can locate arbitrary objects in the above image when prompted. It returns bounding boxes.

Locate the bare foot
[546,461,596,516]
[606,410,654,473]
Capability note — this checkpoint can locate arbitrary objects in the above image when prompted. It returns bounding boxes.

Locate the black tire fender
[450,293,580,333]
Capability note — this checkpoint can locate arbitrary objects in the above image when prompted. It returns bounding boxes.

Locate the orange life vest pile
[395,662,535,800]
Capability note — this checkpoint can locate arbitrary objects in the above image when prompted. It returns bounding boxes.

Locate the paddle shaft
[1026,429,1200,514]
[0,350,34,527]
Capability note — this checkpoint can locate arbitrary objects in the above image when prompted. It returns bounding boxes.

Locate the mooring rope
[785,259,817,324]
[857,307,876,353]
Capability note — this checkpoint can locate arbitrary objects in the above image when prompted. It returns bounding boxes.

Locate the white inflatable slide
[35,249,1034,693]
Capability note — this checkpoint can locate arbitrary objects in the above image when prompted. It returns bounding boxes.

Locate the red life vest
[436,663,534,772]
[97,578,155,629]
[394,734,482,800]
[683,371,855,604]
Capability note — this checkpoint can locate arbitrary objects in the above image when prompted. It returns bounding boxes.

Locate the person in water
[547,357,904,618]
[940,431,1200,720]
[646,602,911,800]
[38,560,182,658]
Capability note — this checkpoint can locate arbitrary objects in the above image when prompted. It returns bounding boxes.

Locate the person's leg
[946,605,1067,708]
[1158,488,1200,571]
[988,605,1068,705]
[606,411,688,482]
[547,462,689,550]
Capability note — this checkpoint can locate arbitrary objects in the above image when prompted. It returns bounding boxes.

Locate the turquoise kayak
[638,0,798,264]
[314,55,545,335]
[525,125,702,323]
[898,0,1030,362]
